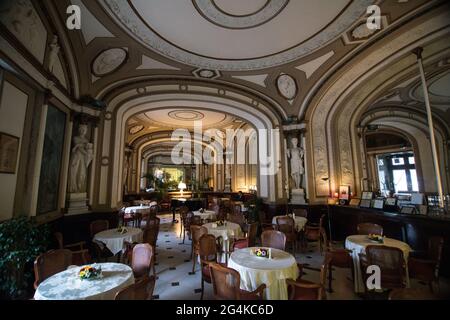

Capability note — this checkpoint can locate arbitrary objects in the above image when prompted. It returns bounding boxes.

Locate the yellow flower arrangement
[78,265,102,280]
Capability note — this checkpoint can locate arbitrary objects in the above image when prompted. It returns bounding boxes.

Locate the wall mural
[37,105,66,214]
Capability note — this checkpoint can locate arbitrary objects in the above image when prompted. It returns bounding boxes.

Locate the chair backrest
[357,223,383,236]
[428,236,444,263]
[365,245,405,289]
[233,204,242,215]
[261,230,286,251]
[131,243,154,279]
[293,208,308,218]
[209,263,242,300]
[190,215,202,226]
[246,222,258,247]
[191,225,208,246]
[54,232,64,249]
[115,275,156,300]
[286,258,328,300]
[90,220,109,237]
[276,216,295,234]
[143,224,159,247]
[34,249,72,288]
[199,234,218,263]
[227,213,245,227]
[146,216,160,230]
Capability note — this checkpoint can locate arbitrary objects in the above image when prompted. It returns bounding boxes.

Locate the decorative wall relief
[37,105,66,214]
[92,48,128,76]
[277,74,297,100]
[0,0,48,63]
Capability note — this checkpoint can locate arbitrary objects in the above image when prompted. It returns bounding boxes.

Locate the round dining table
[345,235,412,293]
[193,209,217,221]
[272,215,308,231]
[228,247,299,300]
[34,263,134,300]
[94,227,143,255]
[124,205,151,215]
[203,221,243,263]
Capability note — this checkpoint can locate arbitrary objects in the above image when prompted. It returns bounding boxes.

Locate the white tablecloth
[345,235,411,293]
[228,247,298,300]
[124,206,151,215]
[94,227,143,255]
[272,215,307,231]
[193,210,217,221]
[34,263,134,300]
[203,221,242,240]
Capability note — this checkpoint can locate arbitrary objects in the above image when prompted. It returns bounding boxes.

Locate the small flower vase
[269,248,272,259]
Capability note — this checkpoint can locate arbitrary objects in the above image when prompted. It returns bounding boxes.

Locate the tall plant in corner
[0,216,49,299]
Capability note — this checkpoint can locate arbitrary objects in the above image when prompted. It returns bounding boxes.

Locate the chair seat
[233,239,249,250]
[288,279,321,300]
[202,263,226,282]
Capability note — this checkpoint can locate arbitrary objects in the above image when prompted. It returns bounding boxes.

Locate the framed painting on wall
[0,132,20,174]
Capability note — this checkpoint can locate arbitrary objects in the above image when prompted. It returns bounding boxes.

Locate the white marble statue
[287,136,304,190]
[48,34,60,72]
[68,124,93,193]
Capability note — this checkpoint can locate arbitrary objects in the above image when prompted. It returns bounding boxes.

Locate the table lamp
[178,182,187,196]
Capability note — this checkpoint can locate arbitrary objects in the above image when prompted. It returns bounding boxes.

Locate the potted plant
[0,216,49,299]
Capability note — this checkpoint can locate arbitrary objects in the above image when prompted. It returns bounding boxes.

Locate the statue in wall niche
[68,124,93,194]
[287,136,304,190]
[48,34,60,72]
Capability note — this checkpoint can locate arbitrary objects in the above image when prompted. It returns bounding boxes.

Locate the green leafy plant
[0,217,50,299]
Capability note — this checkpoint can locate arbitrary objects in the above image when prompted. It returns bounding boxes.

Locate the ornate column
[283,121,307,204]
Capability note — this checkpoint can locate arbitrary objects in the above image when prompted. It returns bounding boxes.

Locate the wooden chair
[293,208,308,218]
[181,211,194,243]
[286,256,329,300]
[357,223,383,236]
[408,236,444,292]
[159,196,171,212]
[258,211,275,231]
[321,230,353,292]
[209,263,266,300]
[276,216,297,254]
[179,206,190,238]
[34,249,72,289]
[261,230,286,251]
[232,222,258,251]
[131,243,154,280]
[190,225,208,273]
[54,232,91,266]
[89,220,109,237]
[114,275,156,300]
[359,245,406,292]
[303,214,326,254]
[198,234,223,300]
[227,212,247,233]
[90,220,113,262]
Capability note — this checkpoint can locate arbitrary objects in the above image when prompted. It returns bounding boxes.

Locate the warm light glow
[178,182,187,196]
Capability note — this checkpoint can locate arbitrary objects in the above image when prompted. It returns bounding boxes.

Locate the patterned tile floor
[150,214,449,300]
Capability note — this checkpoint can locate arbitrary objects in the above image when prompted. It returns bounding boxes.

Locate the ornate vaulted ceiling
[3,0,448,135]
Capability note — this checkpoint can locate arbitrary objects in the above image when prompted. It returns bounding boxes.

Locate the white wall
[0,81,28,221]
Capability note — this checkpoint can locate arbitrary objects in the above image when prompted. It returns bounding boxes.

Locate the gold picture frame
[0,132,20,174]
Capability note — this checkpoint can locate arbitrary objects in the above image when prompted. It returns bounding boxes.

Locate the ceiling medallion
[276,73,297,100]
[193,68,221,79]
[92,48,128,76]
[129,124,145,135]
[192,0,288,30]
[168,110,205,121]
[102,0,373,71]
